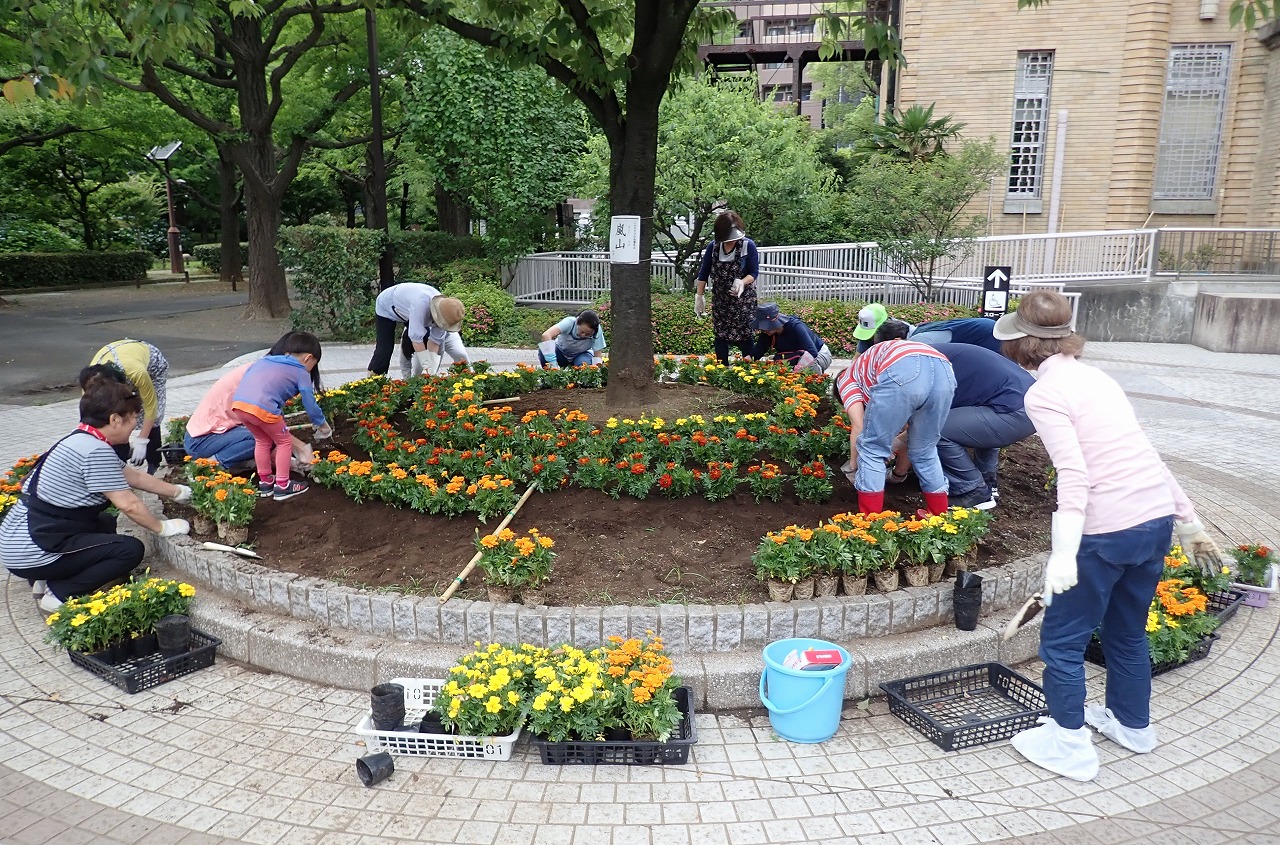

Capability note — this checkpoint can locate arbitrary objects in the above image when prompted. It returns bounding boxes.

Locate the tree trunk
[241,175,290,317]
[435,182,470,236]
[217,150,243,287]
[603,91,662,409]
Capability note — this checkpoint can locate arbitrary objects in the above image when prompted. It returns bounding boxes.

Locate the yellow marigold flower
[485,696,502,714]
[178,583,195,597]
[70,613,90,627]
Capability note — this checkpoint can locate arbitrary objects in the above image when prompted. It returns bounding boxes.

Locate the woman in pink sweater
[993,290,1223,782]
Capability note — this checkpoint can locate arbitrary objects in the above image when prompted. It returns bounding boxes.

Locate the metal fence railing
[510,227,1280,308]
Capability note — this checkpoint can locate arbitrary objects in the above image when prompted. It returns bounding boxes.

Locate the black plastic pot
[370,683,406,731]
[418,713,453,735]
[356,752,394,787]
[155,614,192,657]
[954,571,984,631]
[159,444,187,466]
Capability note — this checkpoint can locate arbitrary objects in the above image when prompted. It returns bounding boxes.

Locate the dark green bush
[414,260,517,346]
[191,242,248,274]
[0,251,151,289]
[0,217,79,253]
[279,226,384,341]
[489,306,572,348]
[591,292,977,357]
[391,230,486,273]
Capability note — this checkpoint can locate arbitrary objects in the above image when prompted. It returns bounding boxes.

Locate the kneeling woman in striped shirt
[833,321,956,516]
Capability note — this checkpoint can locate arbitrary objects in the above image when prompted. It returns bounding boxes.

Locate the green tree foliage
[857,103,965,163]
[92,174,163,251]
[580,75,840,289]
[399,29,588,263]
[279,225,385,341]
[847,139,1004,299]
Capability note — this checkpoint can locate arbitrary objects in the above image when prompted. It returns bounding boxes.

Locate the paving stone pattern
[2,342,1279,844]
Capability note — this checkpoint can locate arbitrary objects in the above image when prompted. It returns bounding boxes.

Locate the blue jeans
[538,348,593,368]
[908,329,952,346]
[1039,515,1174,730]
[937,406,1035,496]
[185,428,256,468]
[854,354,956,494]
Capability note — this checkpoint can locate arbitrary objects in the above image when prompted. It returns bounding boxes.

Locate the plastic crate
[353,678,521,760]
[68,630,221,694]
[880,663,1047,752]
[1084,631,1218,677]
[1206,590,1246,624]
[530,687,697,765]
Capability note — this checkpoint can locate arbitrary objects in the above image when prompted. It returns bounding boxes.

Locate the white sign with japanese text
[609,215,640,264]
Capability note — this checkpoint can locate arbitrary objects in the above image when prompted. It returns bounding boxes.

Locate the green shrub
[279,225,384,341]
[0,218,79,253]
[589,293,977,357]
[391,230,486,273]
[427,261,516,346]
[489,306,573,348]
[0,251,151,289]
[191,242,248,274]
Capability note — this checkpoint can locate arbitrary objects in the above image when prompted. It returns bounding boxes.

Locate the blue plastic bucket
[759,638,852,744]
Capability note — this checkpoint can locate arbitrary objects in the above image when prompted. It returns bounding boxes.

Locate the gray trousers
[936,405,1035,496]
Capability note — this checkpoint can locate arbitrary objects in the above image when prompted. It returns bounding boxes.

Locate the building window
[763,18,814,37]
[767,84,793,102]
[1153,44,1231,201]
[1006,51,1053,203]
[799,83,813,101]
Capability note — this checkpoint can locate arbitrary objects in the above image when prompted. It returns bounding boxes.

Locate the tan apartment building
[896,0,1280,233]
[702,1,1280,234]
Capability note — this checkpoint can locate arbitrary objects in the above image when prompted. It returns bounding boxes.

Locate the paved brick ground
[1,342,1277,844]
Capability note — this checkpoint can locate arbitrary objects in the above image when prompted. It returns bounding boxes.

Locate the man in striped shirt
[833,323,957,515]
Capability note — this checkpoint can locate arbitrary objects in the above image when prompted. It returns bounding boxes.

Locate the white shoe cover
[31,580,47,596]
[38,592,63,614]
[1084,704,1158,753]
[398,355,413,381]
[1011,716,1099,781]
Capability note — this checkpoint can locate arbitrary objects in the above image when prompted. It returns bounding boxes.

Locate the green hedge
[0,251,152,290]
[191,242,248,274]
[592,291,978,357]
[391,230,486,273]
[278,226,384,341]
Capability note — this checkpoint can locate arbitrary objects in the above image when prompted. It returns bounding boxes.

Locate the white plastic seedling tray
[353,677,521,760]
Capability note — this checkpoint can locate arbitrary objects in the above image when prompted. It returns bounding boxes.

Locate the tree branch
[135,64,235,136]
[554,0,610,68]
[157,57,239,89]
[0,125,104,157]
[277,77,367,191]
[266,10,329,125]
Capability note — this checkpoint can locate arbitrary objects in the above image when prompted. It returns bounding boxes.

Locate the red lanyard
[76,423,111,444]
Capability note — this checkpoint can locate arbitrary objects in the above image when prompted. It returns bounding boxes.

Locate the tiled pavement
[1,342,1278,845]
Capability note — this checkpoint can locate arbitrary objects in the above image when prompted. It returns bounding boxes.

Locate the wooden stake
[481,396,522,406]
[438,485,537,604]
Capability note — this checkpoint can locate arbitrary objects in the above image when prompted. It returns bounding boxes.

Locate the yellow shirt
[90,339,158,423]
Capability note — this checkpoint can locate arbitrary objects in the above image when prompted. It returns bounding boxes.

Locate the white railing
[510,227,1280,306]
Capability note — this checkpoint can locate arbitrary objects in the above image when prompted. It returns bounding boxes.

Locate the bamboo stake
[438,485,537,604]
[481,396,522,406]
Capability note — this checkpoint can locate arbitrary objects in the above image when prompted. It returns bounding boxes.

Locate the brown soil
[172,388,1056,605]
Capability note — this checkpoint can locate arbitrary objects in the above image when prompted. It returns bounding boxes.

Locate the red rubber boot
[920,491,949,517]
[857,489,884,515]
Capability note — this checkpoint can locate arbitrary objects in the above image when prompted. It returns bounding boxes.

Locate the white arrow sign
[986,268,1008,286]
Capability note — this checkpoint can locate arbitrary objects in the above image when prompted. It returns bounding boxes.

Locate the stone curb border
[153,532,1047,708]
[154,532,1046,654]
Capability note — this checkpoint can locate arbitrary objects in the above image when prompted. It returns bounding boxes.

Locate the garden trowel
[202,541,262,559]
[1002,592,1046,640]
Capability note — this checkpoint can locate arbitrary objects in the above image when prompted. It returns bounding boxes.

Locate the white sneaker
[38,592,63,614]
[1011,716,1099,781]
[1084,704,1158,753]
[31,580,47,596]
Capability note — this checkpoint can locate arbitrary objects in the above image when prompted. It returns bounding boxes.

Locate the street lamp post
[146,141,185,275]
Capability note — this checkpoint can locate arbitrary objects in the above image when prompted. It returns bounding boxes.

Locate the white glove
[293,442,314,466]
[171,485,192,504]
[840,460,857,486]
[128,434,149,466]
[1043,512,1085,602]
[694,293,706,318]
[158,518,190,537]
[313,422,334,440]
[538,340,559,369]
[1175,520,1225,578]
[731,278,745,297]
[793,351,816,373]
[421,349,442,376]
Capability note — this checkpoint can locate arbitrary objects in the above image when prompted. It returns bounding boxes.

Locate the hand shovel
[202,541,263,559]
[1001,592,1046,641]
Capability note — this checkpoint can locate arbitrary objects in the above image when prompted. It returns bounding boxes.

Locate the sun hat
[429,296,466,333]
[992,309,1074,341]
[725,227,745,241]
[750,303,786,332]
[852,303,889,341]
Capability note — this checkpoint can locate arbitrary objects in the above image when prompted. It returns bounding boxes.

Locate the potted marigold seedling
[205,476,258,545]
[752,526,810,601]
[1230,543,1277,607]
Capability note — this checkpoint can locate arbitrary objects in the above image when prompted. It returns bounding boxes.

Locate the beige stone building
[895,1,1280,233]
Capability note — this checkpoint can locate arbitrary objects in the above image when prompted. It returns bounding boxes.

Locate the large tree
[399,28,588,262]
[579,74,841,289]
[12,2,376,317]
